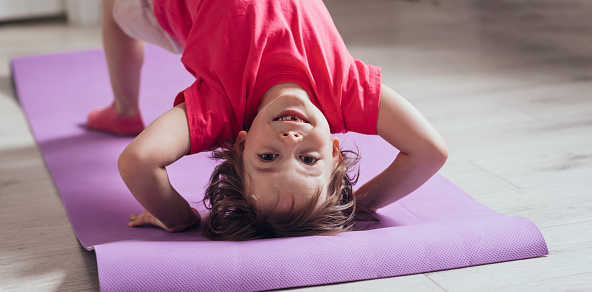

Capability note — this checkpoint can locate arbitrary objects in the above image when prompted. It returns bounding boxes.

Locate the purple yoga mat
[11,45,548,291]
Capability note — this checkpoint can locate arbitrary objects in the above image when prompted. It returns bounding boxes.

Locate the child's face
[239,86,341,213]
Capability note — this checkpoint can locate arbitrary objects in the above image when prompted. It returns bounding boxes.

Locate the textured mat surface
[11,45,548,291]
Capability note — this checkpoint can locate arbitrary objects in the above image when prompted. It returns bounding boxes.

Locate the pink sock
[86,104,144,136]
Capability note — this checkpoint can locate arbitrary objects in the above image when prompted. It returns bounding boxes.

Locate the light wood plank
[439,160,519,196]
[426,221,592,292]
[442,115,592,162]
[486,272,592,292]
[495,82,592,120]
[285,274,445,292]
[472,143,592,189]
[474,180,592,229]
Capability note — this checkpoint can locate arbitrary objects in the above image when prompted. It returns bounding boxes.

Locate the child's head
[202,83,362,241]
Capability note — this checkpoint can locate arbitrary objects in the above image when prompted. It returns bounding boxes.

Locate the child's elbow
[428,138,448,168]
[118,146,146,181]
[118,149,133,181]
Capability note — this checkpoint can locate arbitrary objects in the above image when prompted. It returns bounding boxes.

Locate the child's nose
[280,131,303,144]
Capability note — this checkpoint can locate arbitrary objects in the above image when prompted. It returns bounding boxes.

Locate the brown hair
[201,143,373,241]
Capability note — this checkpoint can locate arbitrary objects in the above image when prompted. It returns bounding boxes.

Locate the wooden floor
[1,1,591,291]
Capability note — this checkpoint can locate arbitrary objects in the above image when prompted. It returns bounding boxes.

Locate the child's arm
[355,84,448,211]
[118,103,200,232]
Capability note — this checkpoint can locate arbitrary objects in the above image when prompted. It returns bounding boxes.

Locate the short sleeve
[341,59,381,134]
[173,79,237,154]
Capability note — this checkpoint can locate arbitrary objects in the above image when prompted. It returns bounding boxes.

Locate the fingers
[128,213,142,227]
[128,212,152,227]
[128,211,169,230]
[128,209,201,232]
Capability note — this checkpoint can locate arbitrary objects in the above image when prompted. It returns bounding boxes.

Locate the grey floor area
[1,0,591,291]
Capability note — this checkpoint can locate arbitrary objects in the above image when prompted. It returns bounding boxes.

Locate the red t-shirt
[154,0,381,154]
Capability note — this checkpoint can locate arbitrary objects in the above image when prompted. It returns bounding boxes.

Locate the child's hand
[129,208,201,232]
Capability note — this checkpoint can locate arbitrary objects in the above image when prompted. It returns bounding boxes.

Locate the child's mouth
[273,110,310,123]
[274,115,308,123]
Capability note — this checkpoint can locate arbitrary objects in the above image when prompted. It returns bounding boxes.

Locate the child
[90,0,448,240]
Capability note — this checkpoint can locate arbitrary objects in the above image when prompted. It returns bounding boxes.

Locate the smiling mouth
[274,115,308,123]
[273,110,310,123]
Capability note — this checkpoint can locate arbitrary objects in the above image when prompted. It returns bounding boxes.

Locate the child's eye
[300,156,318,164]
[259,154,278,161]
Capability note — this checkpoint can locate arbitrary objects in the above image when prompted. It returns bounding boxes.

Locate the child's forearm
[357,83,448,210]
[355,150,446,211]
[119,153,196,230]
[116,103,196,231]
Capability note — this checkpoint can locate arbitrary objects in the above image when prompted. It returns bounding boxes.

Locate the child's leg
[103,0,144,117]
[87,0,144,135]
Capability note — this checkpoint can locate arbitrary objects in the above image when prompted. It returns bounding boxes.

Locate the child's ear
[234,131,247,152]
[331,137,342,163]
